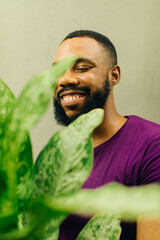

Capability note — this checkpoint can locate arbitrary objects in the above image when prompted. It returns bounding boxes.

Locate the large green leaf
[39,183,160,221]
[31,109,104,239]
[0,210,60,240]
[0,79,33,231]
[76,212,121,240]
[0,79,15,203]
[0,56,77,219]
[0,135,33,231]
[34,108,104,198]
[0,79,15,136]
[0,79,32,230]
[0,131,33,228]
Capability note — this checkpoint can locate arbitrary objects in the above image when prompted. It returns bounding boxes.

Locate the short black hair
[62,30,117,66]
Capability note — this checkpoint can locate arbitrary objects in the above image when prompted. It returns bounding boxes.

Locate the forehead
[53,37,105,63]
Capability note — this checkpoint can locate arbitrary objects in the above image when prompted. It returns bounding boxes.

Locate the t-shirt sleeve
[139,137,160,184]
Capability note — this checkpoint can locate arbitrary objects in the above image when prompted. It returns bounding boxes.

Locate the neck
[92,93,127,148]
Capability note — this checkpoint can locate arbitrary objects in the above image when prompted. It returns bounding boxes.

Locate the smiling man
[53,31,126,134]
[52,30,160,240]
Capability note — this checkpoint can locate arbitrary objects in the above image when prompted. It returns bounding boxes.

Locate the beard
[53,79,110,126]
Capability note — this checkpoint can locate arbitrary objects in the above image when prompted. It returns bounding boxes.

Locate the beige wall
[1,0,160,159]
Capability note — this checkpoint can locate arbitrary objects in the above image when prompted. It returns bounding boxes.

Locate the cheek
[89,70,107,91]
[77,72,99,91]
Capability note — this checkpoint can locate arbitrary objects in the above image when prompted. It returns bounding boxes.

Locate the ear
[108,65,121,86]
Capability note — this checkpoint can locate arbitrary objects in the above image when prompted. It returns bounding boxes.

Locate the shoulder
[127,115,160,142]
[129,116,160,184]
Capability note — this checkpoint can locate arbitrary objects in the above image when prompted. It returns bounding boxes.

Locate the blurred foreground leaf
[0,79,15,135]
[31,109,104,239]
[0,79,16,213]
[37,183,160,222]
[76,212,121,240]
[0,57,77,230]
[34,109,104,198]
[0,80,33,231]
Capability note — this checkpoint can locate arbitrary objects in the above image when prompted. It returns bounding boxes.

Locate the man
[53,30,160,240]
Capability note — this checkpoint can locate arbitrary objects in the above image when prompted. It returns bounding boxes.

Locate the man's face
[53,37,111,126]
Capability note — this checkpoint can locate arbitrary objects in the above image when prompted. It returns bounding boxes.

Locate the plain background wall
[1,0,160,160]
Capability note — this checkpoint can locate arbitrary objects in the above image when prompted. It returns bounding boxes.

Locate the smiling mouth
[60,94,86,107]
[59,91,87,107]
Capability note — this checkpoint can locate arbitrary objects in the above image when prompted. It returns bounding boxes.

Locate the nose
[58,72,79,87]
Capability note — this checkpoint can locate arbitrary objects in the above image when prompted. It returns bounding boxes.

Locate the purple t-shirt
[58,115,160,240]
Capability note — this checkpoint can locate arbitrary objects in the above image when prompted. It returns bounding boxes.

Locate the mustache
[57,86,91,99]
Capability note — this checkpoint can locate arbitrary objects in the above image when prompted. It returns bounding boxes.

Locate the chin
[63,103,84,116]
[64,109,81,118]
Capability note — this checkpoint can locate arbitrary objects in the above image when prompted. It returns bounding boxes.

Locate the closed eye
[74,66,93,73]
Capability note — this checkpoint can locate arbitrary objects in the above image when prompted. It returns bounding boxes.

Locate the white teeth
[63,95,81,101]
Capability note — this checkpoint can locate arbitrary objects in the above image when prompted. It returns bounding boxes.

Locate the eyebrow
[52,57,95,67]
[75,58,95,66]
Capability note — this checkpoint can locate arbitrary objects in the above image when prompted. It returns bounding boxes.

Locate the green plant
[0,56,160,240]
